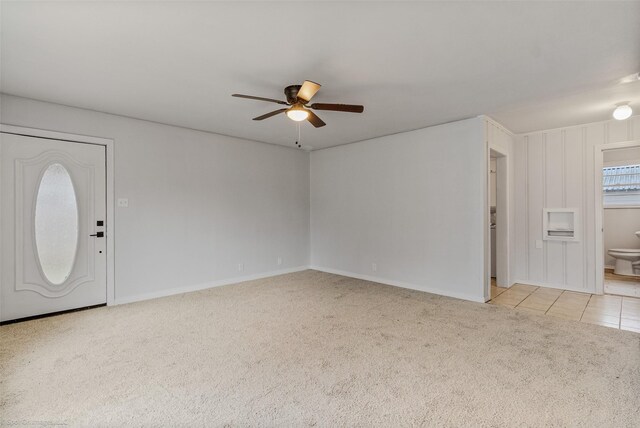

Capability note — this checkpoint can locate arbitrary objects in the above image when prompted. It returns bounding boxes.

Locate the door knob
[89,232,104,238]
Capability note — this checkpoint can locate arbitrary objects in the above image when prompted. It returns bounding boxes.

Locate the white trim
[310,266,486,303]
[0,124,116,309]
[603,159,640,168]
[105,141,115,305]
[488,144,512,296]
[483,115,516,138]
[114,266,309,305]
[542,208,580,242]
[484,137,490,300]
[0,124,113,146]
[594,139,640,295]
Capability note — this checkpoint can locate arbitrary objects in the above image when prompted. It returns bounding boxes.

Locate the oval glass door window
[35,163,79,285]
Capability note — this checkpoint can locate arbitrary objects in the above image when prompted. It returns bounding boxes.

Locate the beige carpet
[1,270,639,426]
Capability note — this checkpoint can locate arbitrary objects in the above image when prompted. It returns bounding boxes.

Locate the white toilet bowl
[608,249,640,276]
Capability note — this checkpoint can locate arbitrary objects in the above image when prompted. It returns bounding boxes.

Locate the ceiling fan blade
[306,110,326,128]
[310,103,364,113]
[253,108,287,121]
[232,94,288,105]
[297,80,321,103]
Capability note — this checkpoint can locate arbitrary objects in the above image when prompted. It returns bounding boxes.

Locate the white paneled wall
[514,115,640,293]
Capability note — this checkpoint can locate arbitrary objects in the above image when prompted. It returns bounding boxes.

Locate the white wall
[514,115,640,293]
[9,91,638,304]
[310,117,487,302]
[0,94,310,303]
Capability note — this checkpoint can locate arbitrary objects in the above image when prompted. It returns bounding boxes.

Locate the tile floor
[604,270,640,298]
[490,280,640,333]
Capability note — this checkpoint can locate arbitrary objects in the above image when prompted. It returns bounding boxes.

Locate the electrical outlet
[238,263,244,272]
[117,198,129,208]
[277,257,282,266]
[372,263,377,272]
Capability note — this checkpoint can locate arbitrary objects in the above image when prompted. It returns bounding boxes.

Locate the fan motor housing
[284,85,302,104]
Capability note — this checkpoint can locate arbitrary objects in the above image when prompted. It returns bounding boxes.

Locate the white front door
[1,133,107,322]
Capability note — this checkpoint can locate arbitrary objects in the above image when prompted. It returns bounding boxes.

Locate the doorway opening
[595,141,640,298]
[487,148,509,300]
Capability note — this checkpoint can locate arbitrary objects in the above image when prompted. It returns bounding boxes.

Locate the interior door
[1,133,106,322]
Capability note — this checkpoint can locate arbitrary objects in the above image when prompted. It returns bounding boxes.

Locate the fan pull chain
[295,123,302,148]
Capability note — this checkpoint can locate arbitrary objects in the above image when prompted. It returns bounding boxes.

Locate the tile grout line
[577,294,599,325]
[514,287,540,309]
[490,284,640,331]
[579,295,593,322]
[515,288,551,312]
[491,285,537,307]
[580,294,623,329]
[546,290,591,322]
[543,290,566,315]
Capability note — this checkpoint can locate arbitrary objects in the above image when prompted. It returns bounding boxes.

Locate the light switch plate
[535,240,543,249]
[117,198,129,208]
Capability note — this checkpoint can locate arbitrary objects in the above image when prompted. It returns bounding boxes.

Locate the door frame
[594,139,640,294]
[0,124,115,318]
[485,146,511,300]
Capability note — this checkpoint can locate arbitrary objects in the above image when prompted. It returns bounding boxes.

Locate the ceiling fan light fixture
[286,105,309,122]
[233,81,363,129]
[619,72,640,84]
[613,104,632,120]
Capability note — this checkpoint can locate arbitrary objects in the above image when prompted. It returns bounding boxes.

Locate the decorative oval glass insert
[35,163,79,285]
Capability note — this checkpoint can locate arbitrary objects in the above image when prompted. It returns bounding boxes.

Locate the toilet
[607,231,640,276]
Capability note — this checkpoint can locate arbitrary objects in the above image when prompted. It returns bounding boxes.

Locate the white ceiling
[1,1,639,150]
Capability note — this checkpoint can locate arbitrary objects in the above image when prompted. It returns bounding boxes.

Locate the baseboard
[309,266,486,303]
[512,278,596,294]
[113,266,310,305]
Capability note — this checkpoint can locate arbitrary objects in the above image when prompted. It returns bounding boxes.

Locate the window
[603,164,640,207]
[35,163,79,285]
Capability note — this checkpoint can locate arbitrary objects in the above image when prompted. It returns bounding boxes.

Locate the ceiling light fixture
[286,105,309,122]
[613,104,633,121]
[619,72,640,84]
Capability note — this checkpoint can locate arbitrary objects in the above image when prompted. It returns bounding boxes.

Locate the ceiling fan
[232,80,364,128]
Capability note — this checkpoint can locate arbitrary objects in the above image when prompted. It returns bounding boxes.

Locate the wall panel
[514,115,640,292]
[311,117,487,302]
[564,127,585,288]
[526,134,545,283]
[544,130,565,284]
[514,135,528,280]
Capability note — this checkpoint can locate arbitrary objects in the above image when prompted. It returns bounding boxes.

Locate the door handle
[89,232,104,238]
